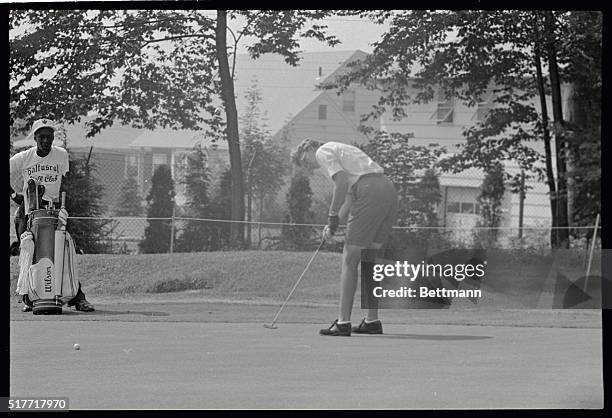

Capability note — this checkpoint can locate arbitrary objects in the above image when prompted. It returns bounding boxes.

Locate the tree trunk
[245,149,258,249]
[533,18,559,248]
[564,83,579,229]
[544,10,570,249]
[246,187,252,248]
[216,10,245,248]
[259,195,264,248]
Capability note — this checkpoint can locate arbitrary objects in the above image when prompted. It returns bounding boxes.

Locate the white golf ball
[73,344,80,351]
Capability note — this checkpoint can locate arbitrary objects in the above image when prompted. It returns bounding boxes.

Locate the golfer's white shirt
[315,141,383,188]
[10,146,69,214]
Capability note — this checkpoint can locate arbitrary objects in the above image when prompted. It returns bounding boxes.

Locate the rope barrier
[8,215,603,230]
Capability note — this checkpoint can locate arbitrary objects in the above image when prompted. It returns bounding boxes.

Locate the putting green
[9,299,603,409]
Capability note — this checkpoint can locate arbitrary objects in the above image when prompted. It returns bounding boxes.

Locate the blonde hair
[291,138,323,166]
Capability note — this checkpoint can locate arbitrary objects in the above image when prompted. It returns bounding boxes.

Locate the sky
[231,14,389,54]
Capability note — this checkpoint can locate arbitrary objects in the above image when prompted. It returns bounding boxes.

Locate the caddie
[292,138,398,336]
[10,118,95,312]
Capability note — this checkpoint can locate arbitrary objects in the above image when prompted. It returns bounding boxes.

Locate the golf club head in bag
[26,179,46,213]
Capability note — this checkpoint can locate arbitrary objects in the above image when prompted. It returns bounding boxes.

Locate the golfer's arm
[329,171,349,216]
[338,194,352,222]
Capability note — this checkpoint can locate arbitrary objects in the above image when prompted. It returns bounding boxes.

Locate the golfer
[292,138,398,336]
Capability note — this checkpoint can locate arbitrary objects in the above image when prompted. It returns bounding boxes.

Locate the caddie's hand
[11,192,23,205]
[20,231,33,242]
[58,208,69,227]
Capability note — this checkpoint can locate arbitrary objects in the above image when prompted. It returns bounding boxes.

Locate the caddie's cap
[28,118,56,139]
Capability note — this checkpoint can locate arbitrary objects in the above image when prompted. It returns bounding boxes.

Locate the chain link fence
[9,213,601,255]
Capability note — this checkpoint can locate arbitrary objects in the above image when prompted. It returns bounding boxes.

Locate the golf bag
[10,181,45,255]
[16,181,79,314]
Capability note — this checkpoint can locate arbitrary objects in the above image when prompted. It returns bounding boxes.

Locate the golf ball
[73,344,80,351]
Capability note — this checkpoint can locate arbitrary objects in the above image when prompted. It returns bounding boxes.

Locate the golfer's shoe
[21,294,33,312]
[67,289,95,312]
[352,318,383,334]
[320,319,351,336]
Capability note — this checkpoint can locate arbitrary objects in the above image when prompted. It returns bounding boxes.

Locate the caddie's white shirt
[315,141,383,188]
[10,146,69,214]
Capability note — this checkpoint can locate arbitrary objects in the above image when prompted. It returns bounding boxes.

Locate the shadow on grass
[66,309,170,317]
[359,333,492,341]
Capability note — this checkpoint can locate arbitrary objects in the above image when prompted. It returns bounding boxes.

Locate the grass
[9,250,344,302]
[9,248,600,308]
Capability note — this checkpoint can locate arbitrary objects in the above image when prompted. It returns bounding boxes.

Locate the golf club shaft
[267,238,326,327]
[584,213,600,292]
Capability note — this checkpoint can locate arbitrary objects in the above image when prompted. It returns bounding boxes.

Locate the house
[10,48,568,247]
[127,129,229,205]
[9,51,361,243]
[10,124,229,245]
[271,50,570,245]
[233,50,364,135]
[11,51,360,203]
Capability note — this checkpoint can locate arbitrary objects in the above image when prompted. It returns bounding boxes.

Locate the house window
[447,202,461,213]
[461,202,475,214]
[342,90,355,112]
[447,201,481,215]
[125,154,139,179]
[152,153,168,175]
[318,104,327,120]
[473,91,494,122]
[172,153,188,181]
[432,88,454,124]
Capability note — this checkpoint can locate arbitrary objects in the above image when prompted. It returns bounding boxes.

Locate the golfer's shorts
[345,173,398,247]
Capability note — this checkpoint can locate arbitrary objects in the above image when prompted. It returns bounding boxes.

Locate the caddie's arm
[9,184,23,205]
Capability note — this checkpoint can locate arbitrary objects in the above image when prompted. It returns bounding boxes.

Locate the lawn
[9,248,600,308]
[9,250,344,302]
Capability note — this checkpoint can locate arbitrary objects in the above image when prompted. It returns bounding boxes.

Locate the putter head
[263,323,278,329]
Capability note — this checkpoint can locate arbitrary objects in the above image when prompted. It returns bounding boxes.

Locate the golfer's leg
[365,242,384,322]
[338,244,364,322]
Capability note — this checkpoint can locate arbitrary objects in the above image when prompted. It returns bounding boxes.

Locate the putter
[264,236,327,329]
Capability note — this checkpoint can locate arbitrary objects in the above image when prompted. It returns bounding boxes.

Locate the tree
[474,162,506,248]
[359,133,442,250]
[113,173,143,216]
[10,9,340,249]
[62,152,112,253]
[329,10,601,248]
[139,164,174,254]
[359,131,443,227]
[281,171,316,250]
[175,145,216,252]
[208,167,233,250]
[240,78,289,247]
[559,12,602,231]
[412,168,442,227]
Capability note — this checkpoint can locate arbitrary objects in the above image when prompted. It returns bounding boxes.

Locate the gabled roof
[318,50,369,87]
[233,50,359,135]
[270,50,371,141]
[12,118,145,151]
